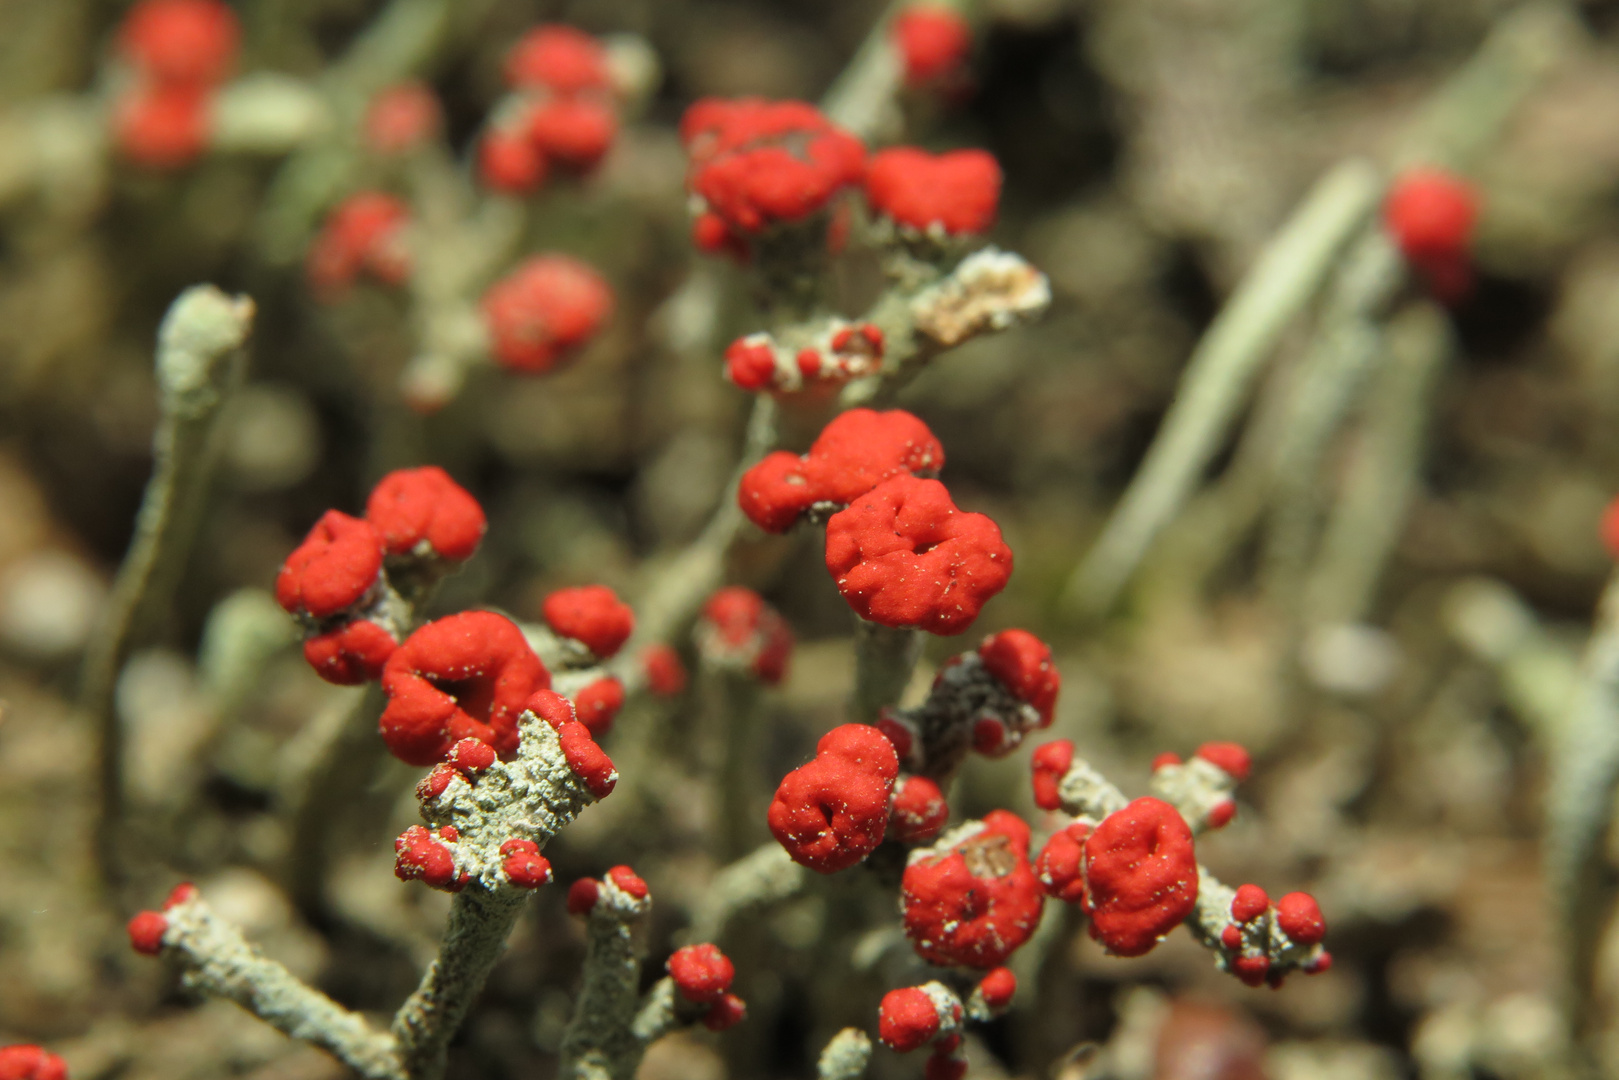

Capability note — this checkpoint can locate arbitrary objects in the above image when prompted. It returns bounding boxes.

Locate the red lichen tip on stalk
[825,475,1012,636]
[1194,742,1252,783]
[481,255,613,374]
[768,723,899,873]
[525,689,619,798]
[479,127,548,194]
[500,839,553,888]
[366,466,487,563]
[667,943,736,1005]
[641,644,688,696]
[976,967,1016,1011]
[566,877,600,915]
[1151,752,1182,771]
[572,677,626,736]
[1230,884,1270,924]
[127,910,169,955]
[364,82,442,154]
[542,584,635,658]
[1384,168,1479,302]
[866,148,1001,236]
[925,1047,968,1080]
[394,825,464,891]
[379,611,550,766]
[447,737,498,774]
[0,1045,69,1080]
[1275,892,1326,945]
[528,98,617,171]
[1034,821,1090,905]
[275,510,385,620]
[1030,739,1074,811]
[607,865,648,899]
[118,0,239,88]
[113,84,209,169]
[700,586,793,684]
[889,774,949,843]
[703,993,747,1031]
[978,629,1059,724]
[878,986,943,1051]
[164,882,198,908]
[739,408,945,534]
[901,810,1045,968]
[1082,797,1198,957]
[303,619,398,686]
[892,5,972,88]
[307,193,412,297]
[505,25,611,94]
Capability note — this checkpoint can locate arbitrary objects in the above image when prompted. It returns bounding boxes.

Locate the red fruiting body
[0,1045,68,1080]
[302,619,398,685]
[417,763,457,801]
[1151,752,1182,771]
[506,25,611,93]
[364,82,441,154]
[1384,168,1479,301]
[901,810,1045,968]
[1230,884,1270,924]
[366,466,487,563]
[701,586,793,684]
[724,338,779,392]
[1034,821,1090,905]
[667,943,736,1004]
[1232,954,1270,988]
[825,475,1012,636]
[1194,741,1252,783]
[127,910,168,955]
[500,839,553,888]
[892,4,972,87]
[641,644,688,696]
[978,629,1059,724]
[542,585,635,658]
[379,612,550,766]
[567,877,600,914]
[526,689,618,798]
[528,98,617,171]
[164,882,198,909]
[889,774,950,843]
[924,1048,968,1080]
[479,128,548,194]
[276,511,385,619]
[878,987,941,1051]
[307,193,412,296]
[394,825,461,890]
[1221,924,1242,950]
[114,84,208,168]
[448,737,498,774]
[768,723,899,873]
[1206,799,1236,830]
[572,677,626,736]
[118,0,239,87]
[607,865,648,899]
[1082,797,1199,957]
[1275,892,1326,945]
[703,993,747,1031]
[866,148,1000,236]
[1030,739,1074,811]
[877,711,916,763]
[739,408,944,534]
[977,967,1017,1011]
[680,98,866,249]
[1602,497,1619,561]
[481,255,613,374]
[1307,950,1333,975]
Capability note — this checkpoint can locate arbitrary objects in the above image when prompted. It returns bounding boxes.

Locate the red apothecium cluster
[113,0,239,168]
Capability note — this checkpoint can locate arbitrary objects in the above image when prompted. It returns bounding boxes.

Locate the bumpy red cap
[1034,821,1090,905]
[364,82,441,154]
[1082,797,1198,957]
[572,677,626,736]
[118,0,239,87]
[127,910,169,955]
[542,584,635,658]
[529,98,617,171]
[302,619,398,686]
[703,993,748,1031]
[866,148,1000,235]
[481,254,613,374]
[379,611,550,766]
[901,810,1044,968]
[608,864,648,898]
[979,629,1059,724]
[889,774,949,843]
[1030,739,1074,811]
[566,877,600,914]
[113,83,208,169]
[739,408,945,534]
[506,25,611,93]
[892,5,971,87]
[668,943,736,1004]
[307,192,412,296]
[479,127,548,194]
[768,723,899,873]
[1385,168,1477,264]
[500,838,553,888]
[641,644,688,696]
[1275,892,1326,945]
[701,586,793,684]
[0,1045,69,1080]
[1230,884,1269,924]
[366,466,486,563]
[276,510,384,619]
[825,475,1012,635]
[526,689,618,798]
[1194,742,1251,783]
[394,824,463,891]
[977,967,1016,1011]
[878,986,942,1051]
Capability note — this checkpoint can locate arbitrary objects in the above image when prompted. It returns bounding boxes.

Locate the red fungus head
[525,689,618,798]
[978,629,1059,725]
[307,192,412,296]
[866,148,1000,236]
[505,25,611,94]
[365,466,486,563]
[976,967,1016,1011]
[739,408,945,534]
[276,510,385,620]
[724,337,778,392]
[127,910,169,955]
[572,677,626,736]
[901,810,1044,968]
[607,864,648,899]
[394,825,463,891]
[824,475,1012,636]
[703,993,747,1031]
[700,586,793,684]
[481,255,613,374]
[1030,739,1074,812]
[566,876,600,914]
[1275,892,1326,946]
[892,5,972,87]
[1384,168,1479,301]
[528,98,617,171]
[1082,797,1198,957]
[499,838,553,888]
[542,584,635,658]
[878,986,944,1051]
[667,943,736,1004]
[1230,884,1269,924]
[113,83,209,169]
[1034,821,1090,905]
[479,127,548,194]
[302,619,398,686]
[364,82,442,154]
[1151,752,1182,772]
[118,0,239,87]
[0,1045,69,1080]
[379,611,550,766]
[1194,742,1251,784]
[889,774,950,843]
[768,723,899,872]
[641,644,688,696]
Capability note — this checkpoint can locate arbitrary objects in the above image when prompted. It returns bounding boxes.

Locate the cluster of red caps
[740,409,1011,635]
[112,0,239,168]
[696,586,794,684]
[0,1045,68,1080]
[1384,167,1480,303]
[307,193,413,298]
[723,321,885,395]
[480,26,620,194]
